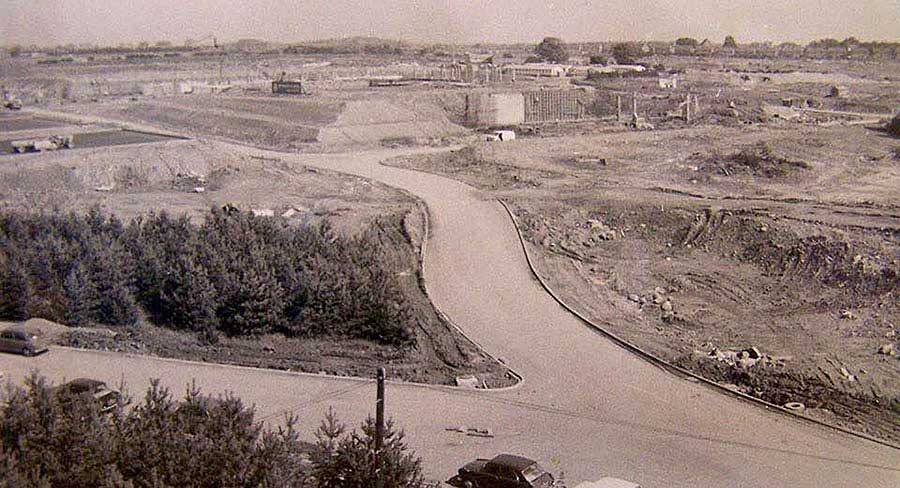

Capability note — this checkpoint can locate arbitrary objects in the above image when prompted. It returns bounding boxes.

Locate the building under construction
[465,89,588,126]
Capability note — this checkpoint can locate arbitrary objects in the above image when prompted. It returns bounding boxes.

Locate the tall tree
[724,35,738,49]
[534,37,569,63]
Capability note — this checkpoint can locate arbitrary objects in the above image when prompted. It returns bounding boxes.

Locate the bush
[309,408,424,488]
[888,112,900,137]
[1,375,424,487]
[0,207,417,346]
[0,374,309,487]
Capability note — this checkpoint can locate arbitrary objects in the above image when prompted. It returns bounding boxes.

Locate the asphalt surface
[2,143,898,487]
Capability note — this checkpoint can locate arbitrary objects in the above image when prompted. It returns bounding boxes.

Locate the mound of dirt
[691,142,811,178]
[318,99,467,146]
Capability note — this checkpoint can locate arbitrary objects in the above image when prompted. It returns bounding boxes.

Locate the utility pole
[375,367,385,488]
[375,367,385,449]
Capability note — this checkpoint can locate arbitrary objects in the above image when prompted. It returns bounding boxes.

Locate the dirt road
[3,143,898,487]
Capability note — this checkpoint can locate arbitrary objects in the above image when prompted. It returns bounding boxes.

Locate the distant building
[658,75,677,89]
[503,64,568,78]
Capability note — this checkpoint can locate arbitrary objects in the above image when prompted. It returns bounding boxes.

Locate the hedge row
[0,207,416,346]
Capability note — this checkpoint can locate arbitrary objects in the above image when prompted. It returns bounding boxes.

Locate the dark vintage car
[0,327,47,356]
[52,378,123,413]
[448,454,557,488]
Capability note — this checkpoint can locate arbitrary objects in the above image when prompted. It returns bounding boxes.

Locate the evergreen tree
[0,251,29,320]
[310,413,424,488]
[63,262,97,327]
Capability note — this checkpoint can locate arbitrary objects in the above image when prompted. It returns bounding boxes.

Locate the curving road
[3,143,898,487]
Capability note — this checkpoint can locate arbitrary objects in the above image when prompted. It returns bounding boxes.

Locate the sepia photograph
[1,1,898,486]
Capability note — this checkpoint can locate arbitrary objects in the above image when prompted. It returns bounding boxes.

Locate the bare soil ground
[0,126,512,387]
[49,92,469,151]
[386,122,900,442]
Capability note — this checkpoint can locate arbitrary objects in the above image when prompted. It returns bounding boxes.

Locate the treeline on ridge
[0,206,416,346]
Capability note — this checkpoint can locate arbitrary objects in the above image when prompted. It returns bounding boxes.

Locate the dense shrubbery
[0,374,424,487]
[0,207,415,346]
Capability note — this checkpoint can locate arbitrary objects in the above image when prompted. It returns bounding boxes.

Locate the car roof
[66,378,107,390]
[1,328,28,337]
[489,454,537,470]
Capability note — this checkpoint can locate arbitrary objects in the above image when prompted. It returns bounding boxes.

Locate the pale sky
[3,0,898,47]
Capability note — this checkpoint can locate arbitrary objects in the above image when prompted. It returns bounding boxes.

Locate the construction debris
[455,374,482,388]
[878,343,896,356]
[11,135,74,153]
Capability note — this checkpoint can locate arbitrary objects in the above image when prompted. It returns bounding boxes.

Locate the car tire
[461,481,473,488]
[23,347,33,357]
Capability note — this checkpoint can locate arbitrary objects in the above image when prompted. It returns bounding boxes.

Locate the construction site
[1,35,899,485]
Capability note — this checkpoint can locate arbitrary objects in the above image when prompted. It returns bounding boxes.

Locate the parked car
[448,454,557,488]
[52,378,123,413]
[0,327,47,356]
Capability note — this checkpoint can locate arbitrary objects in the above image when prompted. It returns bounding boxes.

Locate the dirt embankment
[511,199,899,441]
[0,139,512,388]
[384,125,900,441]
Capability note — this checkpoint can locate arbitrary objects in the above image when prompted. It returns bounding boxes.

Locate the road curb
[497,198,900,451]
[49,345,512,394]
[415,192,524,390]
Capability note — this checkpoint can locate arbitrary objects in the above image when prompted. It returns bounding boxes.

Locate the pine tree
[63,262,98,327]
[0,251,29,320]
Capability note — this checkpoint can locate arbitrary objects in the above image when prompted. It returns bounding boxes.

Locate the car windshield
[521,463,551,482]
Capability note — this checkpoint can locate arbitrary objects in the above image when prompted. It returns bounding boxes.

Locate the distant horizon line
[5,34,899,50]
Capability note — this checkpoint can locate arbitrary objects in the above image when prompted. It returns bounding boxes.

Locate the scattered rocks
[586,219,617,241]
[744,346,762,359]
[706,345,778,369]
[877,343,896,356]
[661,300,673,312]
[840,309,857,320]
[627,294,641,303]
[839,367,857,382]
[446,426,494,438]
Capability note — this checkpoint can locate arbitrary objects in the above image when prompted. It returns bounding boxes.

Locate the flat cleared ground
[387,121,900,441]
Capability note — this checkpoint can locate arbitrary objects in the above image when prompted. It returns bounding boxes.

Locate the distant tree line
[0,373,424,487]
[0,207,416,346]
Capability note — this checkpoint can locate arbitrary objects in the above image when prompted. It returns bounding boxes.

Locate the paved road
[3,143,898,487]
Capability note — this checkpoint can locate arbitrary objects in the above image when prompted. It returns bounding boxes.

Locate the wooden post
[375,367,385,451]
[374,367,385,488]
[616,95,622,121]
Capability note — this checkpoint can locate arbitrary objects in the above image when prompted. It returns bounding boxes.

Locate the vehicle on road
[0,327,47,356]
[447,454,557,488]
[52,378,123,413]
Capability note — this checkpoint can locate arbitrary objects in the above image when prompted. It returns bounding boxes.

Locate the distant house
[658,75,677,89]
[503,64,568,78]
[466,53,495,65]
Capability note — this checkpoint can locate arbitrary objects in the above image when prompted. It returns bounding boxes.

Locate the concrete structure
[467,89,589,126]
[465,92,525,126]
[272,80,304,94]
[524,89,583,123]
